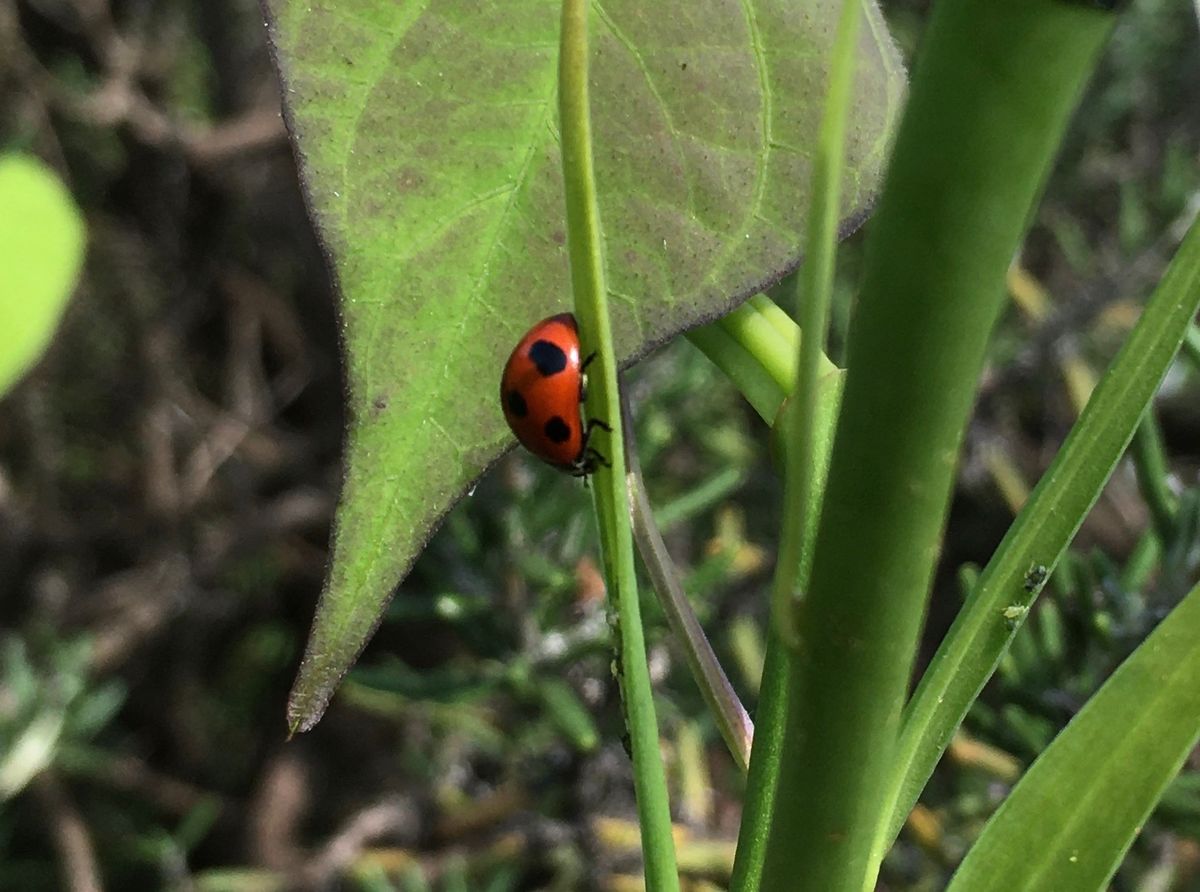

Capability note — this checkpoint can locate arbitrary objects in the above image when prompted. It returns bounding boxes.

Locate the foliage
[0,155,85,397]
[259,0,905,733]
[0,0,1198,889]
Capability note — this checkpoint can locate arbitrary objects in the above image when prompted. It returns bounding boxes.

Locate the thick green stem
[759,1,1117,888]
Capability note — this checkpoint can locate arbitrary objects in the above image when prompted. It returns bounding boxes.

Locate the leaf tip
[285,676,333,737]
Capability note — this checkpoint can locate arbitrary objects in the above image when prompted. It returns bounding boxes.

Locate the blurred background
[1,0,1199,889]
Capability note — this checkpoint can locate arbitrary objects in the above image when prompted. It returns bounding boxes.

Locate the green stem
[689,297,840,425]
[728,631,790,892]
[717,301,797,393]
[771,0,862,646]
[1130,411,1177,541]
[750,293,807,347]
[558,3,677,887]
[686,322,786,422]
[760,0,1118,888]
[1181,322,1200,372]
[689,296,844,891]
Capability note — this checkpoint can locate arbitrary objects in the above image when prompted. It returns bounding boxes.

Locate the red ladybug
[500,312,611,477]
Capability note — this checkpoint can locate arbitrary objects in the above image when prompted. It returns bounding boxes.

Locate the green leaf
[263,0,906,732]
[887,211,1200,845]
[0,154,85,397]
[946,578,1200,892]
[535,676,599,753]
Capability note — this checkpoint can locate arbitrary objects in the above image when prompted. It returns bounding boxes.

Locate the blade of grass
[759,0,1118,887]
[945,577,1200,891]
[886,212,1200,846]
[625,402,754,772]
[651,467,744,533]
[1130,410,1177,540]
[1182,322,1200,370]
[558,2,677,886]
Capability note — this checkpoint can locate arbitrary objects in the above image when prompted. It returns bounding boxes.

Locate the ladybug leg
[586,447,611,469]
[571,448,610,487]
[579,417,613,464]
[572,419,614,481]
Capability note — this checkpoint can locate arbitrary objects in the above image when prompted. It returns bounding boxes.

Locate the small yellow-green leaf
[947,579,1200,892]
[0,155,86,397]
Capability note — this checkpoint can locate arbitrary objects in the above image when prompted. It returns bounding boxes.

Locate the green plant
[0,635,124,801]
[263,0,1200,888]
[0,154,85,398]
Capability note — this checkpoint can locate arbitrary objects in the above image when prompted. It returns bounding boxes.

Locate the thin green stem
[690,297,844,891]
[1181,322,1200,372]
[771,0,862,647]
[728,632,790,892]
[558,2,677,887]
[1130,411,1177,541]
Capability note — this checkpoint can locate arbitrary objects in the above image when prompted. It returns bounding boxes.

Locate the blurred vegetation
[0,0,1198,890]
[0,153,85,396]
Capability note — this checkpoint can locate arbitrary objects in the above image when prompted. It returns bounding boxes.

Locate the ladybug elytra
[500,312,611,477]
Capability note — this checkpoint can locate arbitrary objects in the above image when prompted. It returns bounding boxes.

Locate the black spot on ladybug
[529,339,568,377]
[506,389,528,418]
[544,416,571,443]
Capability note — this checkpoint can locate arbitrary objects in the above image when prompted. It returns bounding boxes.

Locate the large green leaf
[0,155,85,398]
[946,579,1200,892]
[263,0,905,732]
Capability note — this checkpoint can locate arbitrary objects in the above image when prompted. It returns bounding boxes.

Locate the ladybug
[500,312,611,477]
